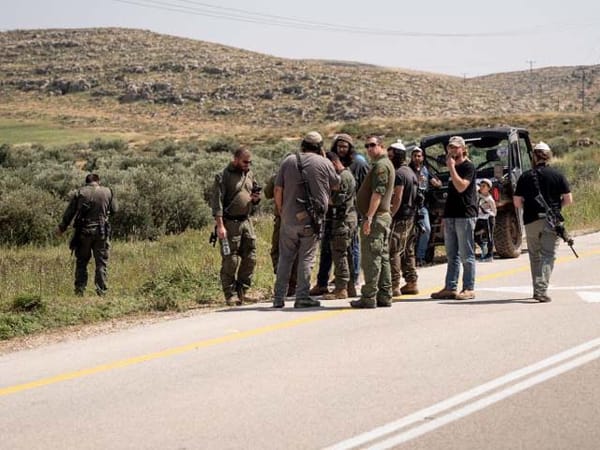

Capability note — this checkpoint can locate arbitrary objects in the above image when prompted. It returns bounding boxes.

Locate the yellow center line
[0,309,349,397]
[2,248,599,397]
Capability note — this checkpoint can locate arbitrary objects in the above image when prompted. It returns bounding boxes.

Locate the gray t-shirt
[275,152,339,226]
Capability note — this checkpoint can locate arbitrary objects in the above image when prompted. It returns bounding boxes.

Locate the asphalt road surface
[1,232,599,449]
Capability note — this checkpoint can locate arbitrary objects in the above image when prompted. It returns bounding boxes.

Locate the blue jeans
[443,218,477,291]
[416,207,431,261]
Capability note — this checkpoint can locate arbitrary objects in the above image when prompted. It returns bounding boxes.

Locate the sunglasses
[242,160,252,164]
[364,142,377,149]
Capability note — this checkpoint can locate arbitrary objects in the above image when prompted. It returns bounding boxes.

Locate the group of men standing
[210,131,438,309]
[56,134,571,307]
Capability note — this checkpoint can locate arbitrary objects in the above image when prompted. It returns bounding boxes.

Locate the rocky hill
[1,28,598,134]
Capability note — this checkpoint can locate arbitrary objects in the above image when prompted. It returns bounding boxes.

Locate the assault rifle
[534,194,578,258]
[295,152,324,239]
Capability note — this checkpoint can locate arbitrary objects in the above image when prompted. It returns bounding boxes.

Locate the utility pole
[526,60,535,94]
[575,68,587,112]
[462,73,468,83]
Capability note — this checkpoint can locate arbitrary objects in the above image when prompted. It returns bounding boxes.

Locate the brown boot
[400,281,419,295]
[430,288,457,300]
[309,285,329,296]
[322,289,348,300]
[347,283,358,298]
[392,287,402,297]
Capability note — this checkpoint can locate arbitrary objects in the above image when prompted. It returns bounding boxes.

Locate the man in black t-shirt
[431,136,478,300]
[388,141,419,296]
[514,141,573,303]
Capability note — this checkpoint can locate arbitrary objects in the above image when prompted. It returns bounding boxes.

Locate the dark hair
[366,134,383,145]
[325,151,340,163]
[301,140,323,154]
[85,173,100,184]
[233,147,250,159]
[388,147,406,169]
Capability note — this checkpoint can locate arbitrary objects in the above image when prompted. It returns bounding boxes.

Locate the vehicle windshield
[424,137,511,183]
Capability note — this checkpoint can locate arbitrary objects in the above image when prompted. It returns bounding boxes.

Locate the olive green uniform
[211,163,258,300]
[329,169,357,291]
[356,154,395,305]
[58,182,117,296]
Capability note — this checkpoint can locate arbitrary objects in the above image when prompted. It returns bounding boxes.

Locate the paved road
[1,232,599,449]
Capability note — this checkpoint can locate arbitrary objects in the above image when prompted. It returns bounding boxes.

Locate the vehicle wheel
[494,209,522,258]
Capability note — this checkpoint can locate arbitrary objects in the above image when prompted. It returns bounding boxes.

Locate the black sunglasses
[364,142,377,149]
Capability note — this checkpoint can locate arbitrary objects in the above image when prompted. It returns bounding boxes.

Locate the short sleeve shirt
[443,159,477,218]
[514,165,570,225]
[275,152,339,226]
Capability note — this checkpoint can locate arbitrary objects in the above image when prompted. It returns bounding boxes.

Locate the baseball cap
[479,178,492,188]
[448,136,466,148]
[303,131,323,147]
[533,141,552,159]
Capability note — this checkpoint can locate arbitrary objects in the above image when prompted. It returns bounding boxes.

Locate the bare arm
[447,156,471,193]
[274,186,283,216]
[561,192,573,207]
[513,195,524,209]
[362,193,383,236]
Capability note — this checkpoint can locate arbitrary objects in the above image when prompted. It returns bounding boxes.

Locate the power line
[113,0,555,38]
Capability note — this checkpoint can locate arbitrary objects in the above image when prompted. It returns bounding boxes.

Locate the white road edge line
[369,348,600,449]
[324,337,600,450]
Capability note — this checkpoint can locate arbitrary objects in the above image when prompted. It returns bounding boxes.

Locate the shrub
[204,135,238,153]
[90,138,128,152]
[11,294,46,313]
[0,186,63,245]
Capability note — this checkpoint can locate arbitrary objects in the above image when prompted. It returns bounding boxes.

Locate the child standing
[475,179,497,261]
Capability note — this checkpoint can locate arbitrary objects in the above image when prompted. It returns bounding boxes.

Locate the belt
[224,214,249,221]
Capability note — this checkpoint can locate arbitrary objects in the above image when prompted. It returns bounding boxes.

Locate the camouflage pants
[330,220,357,291]
[360,213,392,303]
[525,218,559,297]
[389,218,418,289]
[74,231,110,295]
[221,218,256,299]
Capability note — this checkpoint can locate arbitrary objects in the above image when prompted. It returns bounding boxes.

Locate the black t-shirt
[393,165,418,220]
[444,159,477,218]
[514,164,571,225]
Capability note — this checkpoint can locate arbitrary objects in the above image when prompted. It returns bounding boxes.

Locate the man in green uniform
[211,147,261,306]
[351,135,395,308]
[322,152,357,300]
[387,141,419,297]
[56,173,117,296]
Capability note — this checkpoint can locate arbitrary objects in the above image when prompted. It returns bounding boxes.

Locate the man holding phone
[431,136,478,300]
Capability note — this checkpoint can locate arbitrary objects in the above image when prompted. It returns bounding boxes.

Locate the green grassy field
[0,218,276,340]
[1,113,599,342]
[0,119,136,146]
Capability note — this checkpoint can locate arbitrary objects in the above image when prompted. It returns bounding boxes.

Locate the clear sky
[2,0,599,77]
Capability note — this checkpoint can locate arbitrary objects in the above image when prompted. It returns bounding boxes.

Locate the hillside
[1,28,599,137]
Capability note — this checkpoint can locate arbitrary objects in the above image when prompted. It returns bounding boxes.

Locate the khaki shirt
[211,162,256,218]
[356,154,394,217]
[59,182,117,232]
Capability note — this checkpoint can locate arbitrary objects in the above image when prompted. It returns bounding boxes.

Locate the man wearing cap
[387,140,420,296]
[310,133,368,296]
[431,136,478,300]
[513,141,573,303]
[272,132,339,308]
[351,135,395,308]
